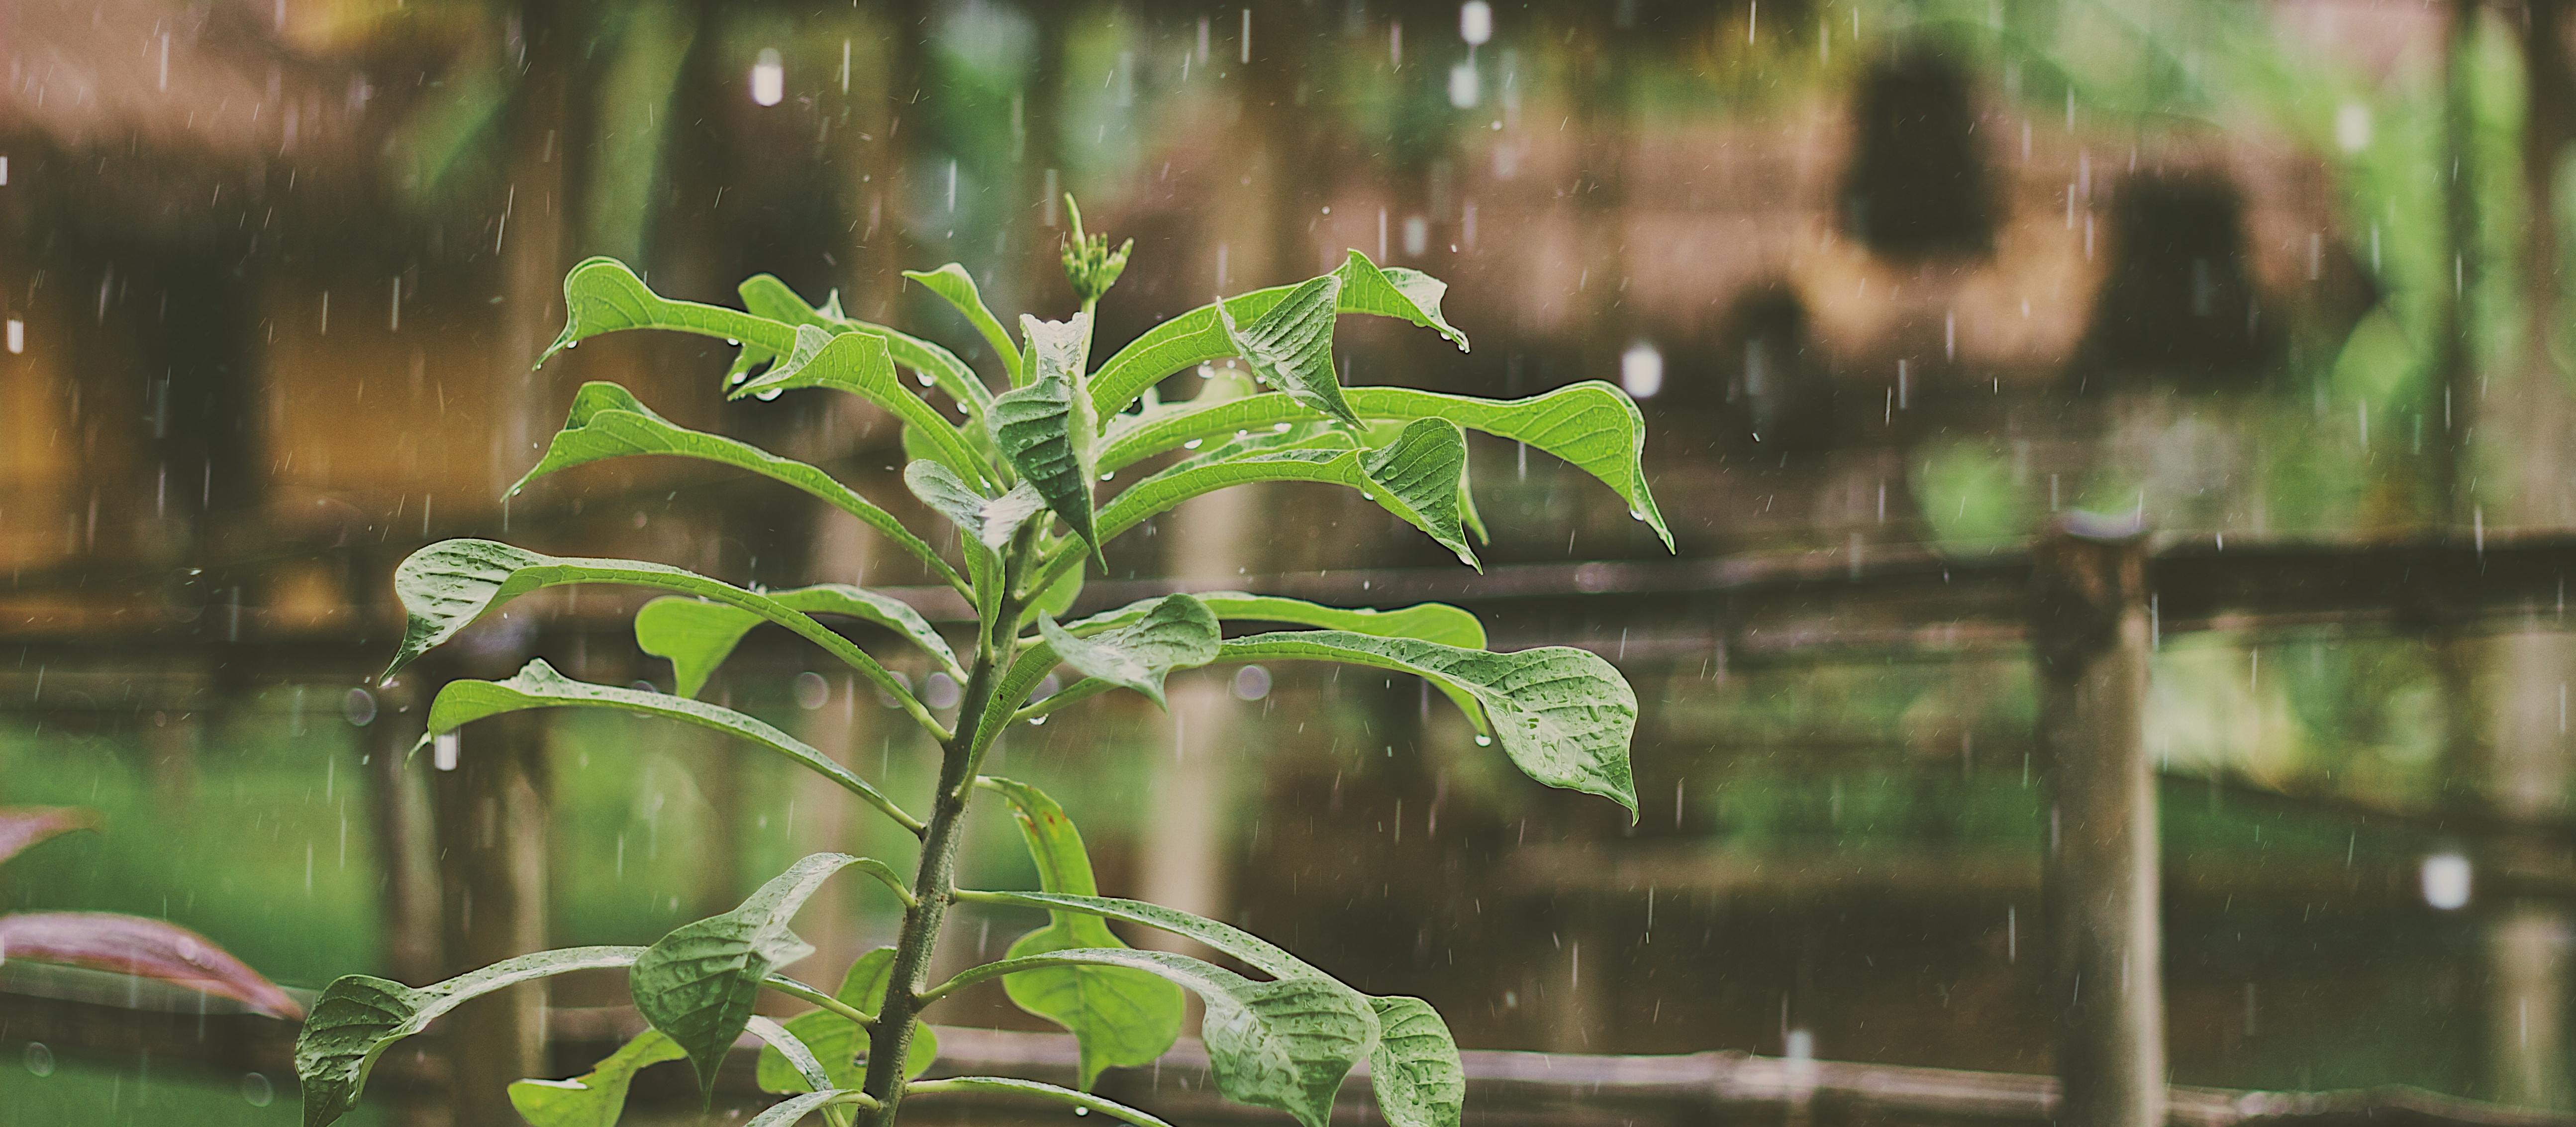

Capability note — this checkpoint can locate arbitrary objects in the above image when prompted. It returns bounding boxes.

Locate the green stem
[859,537,1034,1126]
[761,975,877,1027]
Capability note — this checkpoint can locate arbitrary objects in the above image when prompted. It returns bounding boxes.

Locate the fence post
[2030,517,2164,1127]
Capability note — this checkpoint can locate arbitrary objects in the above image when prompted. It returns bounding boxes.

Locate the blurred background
[7,0,2576,1122]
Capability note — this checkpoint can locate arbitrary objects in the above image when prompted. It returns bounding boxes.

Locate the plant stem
[860,540,1030,1125]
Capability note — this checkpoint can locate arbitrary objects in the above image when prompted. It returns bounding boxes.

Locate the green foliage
[300,210,1650,1126]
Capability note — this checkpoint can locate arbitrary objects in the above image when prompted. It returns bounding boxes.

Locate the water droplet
[916,372,935,387]
[1474,733,1492,746]
[240,1072,276,1107]
[432,731,461,771]
[1099,471,1117,482]
[1628,508,1646,521]
[562,339,579,349]
[23,1043,53,1077]
[1235,429,1252,439]
[1232,665,1272,701]
[1182,439,1204,450]
[1272,422,1292,432]
[750,48,785,106]
[724,338,742,347]
[1026,715,1049,727]
[343,687,378,727]
[756,387,785,402]
[924,672,964,710]
[794,671,831,710]
[1074,1109,1090,1117]
[631,680,659,693]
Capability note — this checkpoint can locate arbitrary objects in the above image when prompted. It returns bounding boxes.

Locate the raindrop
[1182,439,1204,450]
[750,48,786,106]
[1628,508,1646,521]
[916,372,935,387]
[924,672,964,710]
[1075,1110,1091,1118]
[1233,665,1272,701]
[433,731,461,771]
[724,338,741,347]
[756,387,785,402]
[794,672,831,710]
[23,1042,53,1077]
[1461,1,1493,44]
[1473,733,1492,747]
[631,680,659,693]
[1099,471,1117,482]
[1620,341,1664,398]
[343,687,379,726]
[2422,853,2472,910]
[4,319,21,354]
[240,1072,276,1107]
[1271,422,1291,432]
[1026,715,1049,727]
[1448,62,1480,108]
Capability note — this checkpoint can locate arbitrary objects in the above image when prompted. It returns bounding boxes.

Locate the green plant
[294,201,1665,1127]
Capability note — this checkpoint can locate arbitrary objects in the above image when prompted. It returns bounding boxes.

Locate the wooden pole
[2030,517,2163,1127]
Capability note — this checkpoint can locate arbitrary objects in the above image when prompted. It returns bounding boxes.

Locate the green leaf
[1218,632,1638,815]
[507,1030,687,1127]
[544,257,792,364]
[1036,594,1219,710]
[382,540,925,730]
[423,660,917,831]
[1214,274,1358,428]
[940,948,1371,1127]
[956,891,1318,982]
[907,1077,1178,1127]
[1367,997,1465,1127]
[991,314,1102,558]
[632,854,863,1095]
[756,947,940,1093]
[507,382,957,583]
[1098,382,1668,550]
[637,586,962,697]
[904,263,1023,381]
[296,947,643,1127]
[745,1014,837,1095]
[738,274,992,419]
[1331,250,1469,351]
[1097,419,1478,567]
[1089,252,1467,418]
[1066,592,1484,650]
[980,778,1186,1088]
[730,325,993,489]
[905,461,1049,557]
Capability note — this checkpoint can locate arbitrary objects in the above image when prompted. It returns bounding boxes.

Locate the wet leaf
[508,382,953,580]
[948,948,1370,1127]
[1218,632,1638,815]
[0,912,300,1019]
[637,585,961,697]
[632,854,864,1095]
[422,660,912,829]
[1098,382,1668,550]
[297,947,643,1127]
[0,807,95,867]
[981,779,1185,1087]
[1215,274,1357,428]
[1037,594,1220,710]
[507,1029,687,1127]
[739,273,991,417]
[904,263,1022,380]
[1089,252,1468,418]
[755,947,940,1093]
[545,257,790,363]
[1367,997,1465,1127]
[990,314,1102,557]
[730,325,991,489]
[1098,419,1478,567]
